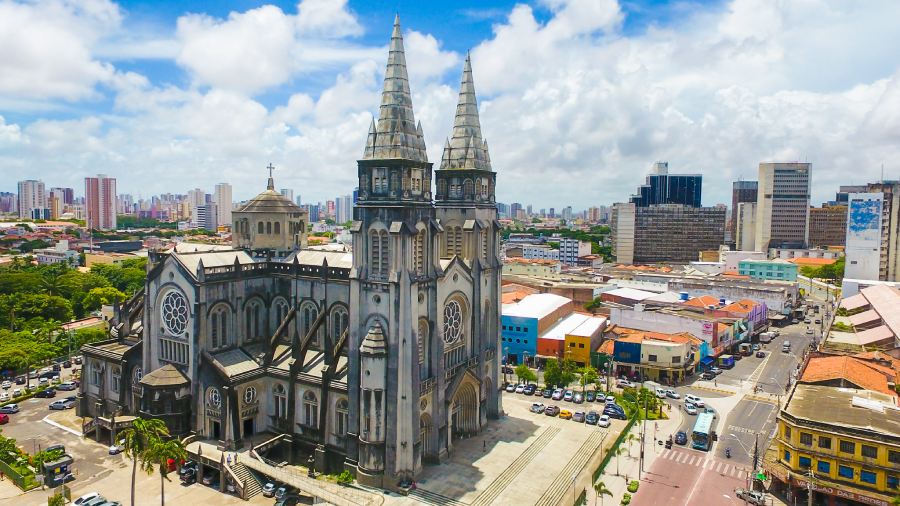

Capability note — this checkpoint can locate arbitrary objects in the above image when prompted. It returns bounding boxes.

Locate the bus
[692,413,715,451]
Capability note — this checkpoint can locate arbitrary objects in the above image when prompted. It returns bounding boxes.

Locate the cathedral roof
[140,364,190,388]
[234,177,304,214]
[440,53,491,171]
[361,15,428,163]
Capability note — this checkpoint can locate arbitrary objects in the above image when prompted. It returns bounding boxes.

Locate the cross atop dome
[266,163,275,190]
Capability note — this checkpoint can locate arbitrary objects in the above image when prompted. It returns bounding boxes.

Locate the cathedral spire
[441,52,490,171]
[363,15,427,162]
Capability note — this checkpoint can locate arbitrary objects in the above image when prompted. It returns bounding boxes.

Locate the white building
[755,162,811,250]
[559,237,591,265]
[735,201,757,251]
[841,192,882,280]
[215,183,233,225]
[34,240,77,265]
[17,180,46,220]
[522,244,559,261]
[723,250,767,272]
[280,188,294,203]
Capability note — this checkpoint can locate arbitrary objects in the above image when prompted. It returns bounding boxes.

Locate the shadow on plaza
[414,414,543,500]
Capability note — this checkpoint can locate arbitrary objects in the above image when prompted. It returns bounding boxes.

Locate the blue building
[500,314,537,366]
[501,293,571,366]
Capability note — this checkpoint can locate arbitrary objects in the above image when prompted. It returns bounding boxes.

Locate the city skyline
[3,0,900,207]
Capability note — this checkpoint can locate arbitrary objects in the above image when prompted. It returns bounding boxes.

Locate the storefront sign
[702,322,714,335]
[792,478,890,506]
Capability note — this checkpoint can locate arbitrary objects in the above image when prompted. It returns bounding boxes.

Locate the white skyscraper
[280,188,294,203]
[187,189,206,224]
[214,183,233,225]
[17,180,46,219]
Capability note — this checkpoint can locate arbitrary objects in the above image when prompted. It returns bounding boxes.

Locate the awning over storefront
[700,357,714,366]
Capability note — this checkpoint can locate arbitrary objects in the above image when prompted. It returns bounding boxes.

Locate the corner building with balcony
[76,16,502,492]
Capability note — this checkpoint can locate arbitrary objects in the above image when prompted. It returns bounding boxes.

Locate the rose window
[162,291,189,336]
[244,386,257,404]
[443,300,462,345]
[208,388,221,407]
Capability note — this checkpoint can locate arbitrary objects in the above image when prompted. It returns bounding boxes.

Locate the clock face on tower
[162,291,189,336]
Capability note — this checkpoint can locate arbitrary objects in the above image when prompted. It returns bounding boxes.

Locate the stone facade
[77,16,501,492]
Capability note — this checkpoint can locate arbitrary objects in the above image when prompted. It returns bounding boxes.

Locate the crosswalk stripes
[659,448,751,478]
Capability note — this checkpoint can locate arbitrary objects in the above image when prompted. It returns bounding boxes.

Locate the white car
[806,327,814,334]
[655,388,667,399]
[683,403,698,415]
[0,393,9,402]
[515,384,525,394]
[262,482,277,497]
[28,383,37,390]
[665,390,681,399]
[1,381,10,389]
[505,383,516,393]
[597,414,611,428]
[616,379,635,389]
[109,441,125,454]
[684,394,705,407]
[74,493,100,506]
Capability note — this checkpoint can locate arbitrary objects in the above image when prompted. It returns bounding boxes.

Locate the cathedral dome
[234,180,302,214]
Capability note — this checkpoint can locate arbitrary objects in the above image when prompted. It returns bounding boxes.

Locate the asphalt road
[714,399,776,466]
[637,445,752,506]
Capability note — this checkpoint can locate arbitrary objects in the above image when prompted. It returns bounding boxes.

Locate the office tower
[510,203,522,217]
[17,180,46,219]
[117,194,134,214]
[611,202,726,264]
[187,189,205,221]
[326,200,336,219]
[562,206,572,220]
[844,193,883,280]
[734,202,758,251]
[808,205,848,248]
[548,208,555,218]
[196,202,218,231]
[754,162,811,251]
[827,185,866,207]
[352,188,358,205]
[730,180,758,242]
[49,187,74,206]
[296,195,302,206]
[526,205,532,216]
[336,194,353,223]
[85,174,117,230]
[280,188,294,203]
[214,183,233,225]
[629,162,702,208]
[0,192,16,214]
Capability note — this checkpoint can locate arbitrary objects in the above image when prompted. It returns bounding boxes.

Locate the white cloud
[295,0,362,38]
[0,115,27,145]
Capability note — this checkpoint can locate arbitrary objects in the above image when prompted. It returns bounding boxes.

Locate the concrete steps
[230,462,262,498]
[533,428,607,506]
[469,426,561,506]
[408,488,469,506]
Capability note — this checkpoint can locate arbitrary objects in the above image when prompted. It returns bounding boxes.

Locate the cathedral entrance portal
[449,382,478,441]
[210,420,221,440]
[243,418,254,438]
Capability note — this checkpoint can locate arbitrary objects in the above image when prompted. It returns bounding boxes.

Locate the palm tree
[120,418,169,506]
[42,319,62,344]
[594,481,613,506]
[145,438,187,506]
[625,433,637,457]
[615,447,626,476]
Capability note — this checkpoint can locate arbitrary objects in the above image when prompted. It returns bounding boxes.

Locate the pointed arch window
[211,306,228,348]
[464,179,474,198]
[332,306,349,341]
[266,222,272,234]
[274,384,287,419]
[475,179,482,198]
[336,398,349,436]
[303,390,319,427]
[482,230,488,262]
[373,168,387,194]
[274,222,280,235]
[415,229,426,275]
[302,302,320,346]
[370,229,389,279]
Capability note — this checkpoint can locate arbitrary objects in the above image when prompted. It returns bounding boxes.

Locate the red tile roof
[684,295,721,308]
[787,257,837,266]
[721,299,759,314]
[801,356,897,397]
[598,340,615,354]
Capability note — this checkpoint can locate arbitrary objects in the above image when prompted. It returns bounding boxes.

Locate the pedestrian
[226,454,232,466]
[483,440,486,452]
[714,379,717,387]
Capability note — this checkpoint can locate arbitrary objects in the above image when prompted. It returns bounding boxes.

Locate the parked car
[1,381,10,389]
[14,377,25,385]
[35,388,56,398]
[63,360,73,368]
[262,482,278,497]
[274,497,300,506]
[74,357,83,365]
[585,391,596,402]
[616,379,635,389]
[530,403,546,413]
[683,403,698,415]
[523,384,536,396]
[275,486,292,501]
[597,414,612,427]
[605,395,616,404]
[202,474,215,485]
[534,387,543,397]
[684,394,704,407]
[804,318,811,324]
[544,405,561,416]
[551,389,564,401]
[791,319,799,324]
[74,493,101,506]
[756,351,766,358]
[180,467,197,484]
[752,344,761,351]
[559,409,573,420]
[735,488,767,505]
[0,393,9,402]
[11,389,21,398]
[0,414,8,424]
[655,388,667,398]
[585,411,599,425]
[109,441,125,455]
[675,431,688,445]
[665,390,680,399]
[701,372,716,380]
[0,404,19,414]
[704,407,717,418]
[710,367,723,375]
[815,319,821,324]
[514,384,525,394]
[505,383,516,393]
[572,411,585,423]
[573,393,584,404]
[83,496,109,506]
[57,381,78,391]
[542,389,553,399]
[563,390,574,402]
[603,406,627,420]
[52,364,61,372]
[49,399,75,410]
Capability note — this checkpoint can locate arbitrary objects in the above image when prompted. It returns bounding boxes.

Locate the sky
[2,0,900,210]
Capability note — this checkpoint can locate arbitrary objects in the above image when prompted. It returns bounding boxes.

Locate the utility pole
[639,396,647,479]
[752,432,759,491]
[808,465,815,506]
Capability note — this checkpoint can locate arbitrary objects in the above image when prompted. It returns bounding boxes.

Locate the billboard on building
[845,193,883,280]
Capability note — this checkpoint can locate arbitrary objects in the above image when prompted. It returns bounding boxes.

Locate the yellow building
[85,252,141,267]
[563,315,607,365]
[762,383,900,506]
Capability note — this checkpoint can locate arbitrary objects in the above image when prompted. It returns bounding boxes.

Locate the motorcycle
[726,448,731,459]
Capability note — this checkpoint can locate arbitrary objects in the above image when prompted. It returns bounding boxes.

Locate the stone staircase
[533,428,607,506]
[469,426,561,506]
[408,488,469,506]
[230,462,262,498]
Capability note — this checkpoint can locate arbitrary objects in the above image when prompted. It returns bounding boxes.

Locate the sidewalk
[588,408,684,505]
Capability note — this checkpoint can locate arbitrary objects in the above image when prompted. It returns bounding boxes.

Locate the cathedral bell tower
[347,15,441,489]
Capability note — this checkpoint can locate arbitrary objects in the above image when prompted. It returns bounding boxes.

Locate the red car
[0,414,8,424]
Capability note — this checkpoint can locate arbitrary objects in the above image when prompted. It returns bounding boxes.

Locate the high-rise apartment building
[808,205,847,248]
[844,192,884,280]
[611,203,726,264]
[629,162,702,208]
[734,202,757,252]
[187,189,205,222]
[280,188,294,203]
[754,162,811,251]
[214,183,233,225]
[336,194,353,224]
[561,206,572,221]
[196,202,218,231]
[0,192,16,214]
[730,180,758,243]
[17,180,46,219]
[85,174,117,230]
[296,195,302,206]
[118,194,134,214]
[50,187,74,205]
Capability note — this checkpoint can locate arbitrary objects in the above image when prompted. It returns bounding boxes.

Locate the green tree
[615,446,626,476]
[48,494,65,506]
[514,364,538,384]
[577,366,599,393]
[636,387,659,416]
[559,358,578,387]
[144,438,187,506]
[83,287,127,311]
[625,433,637,457]
[14,294,73,323]
[594,481,613,506]
[120,418,169,506]
[543,358,561,388]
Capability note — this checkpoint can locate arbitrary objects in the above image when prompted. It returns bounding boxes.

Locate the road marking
[716,462,722,472]
[730,467,736,477]
[42,415,82,436]
[694,458,701,467]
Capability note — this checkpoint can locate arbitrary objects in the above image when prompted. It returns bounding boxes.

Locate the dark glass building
[629,162,702,208]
